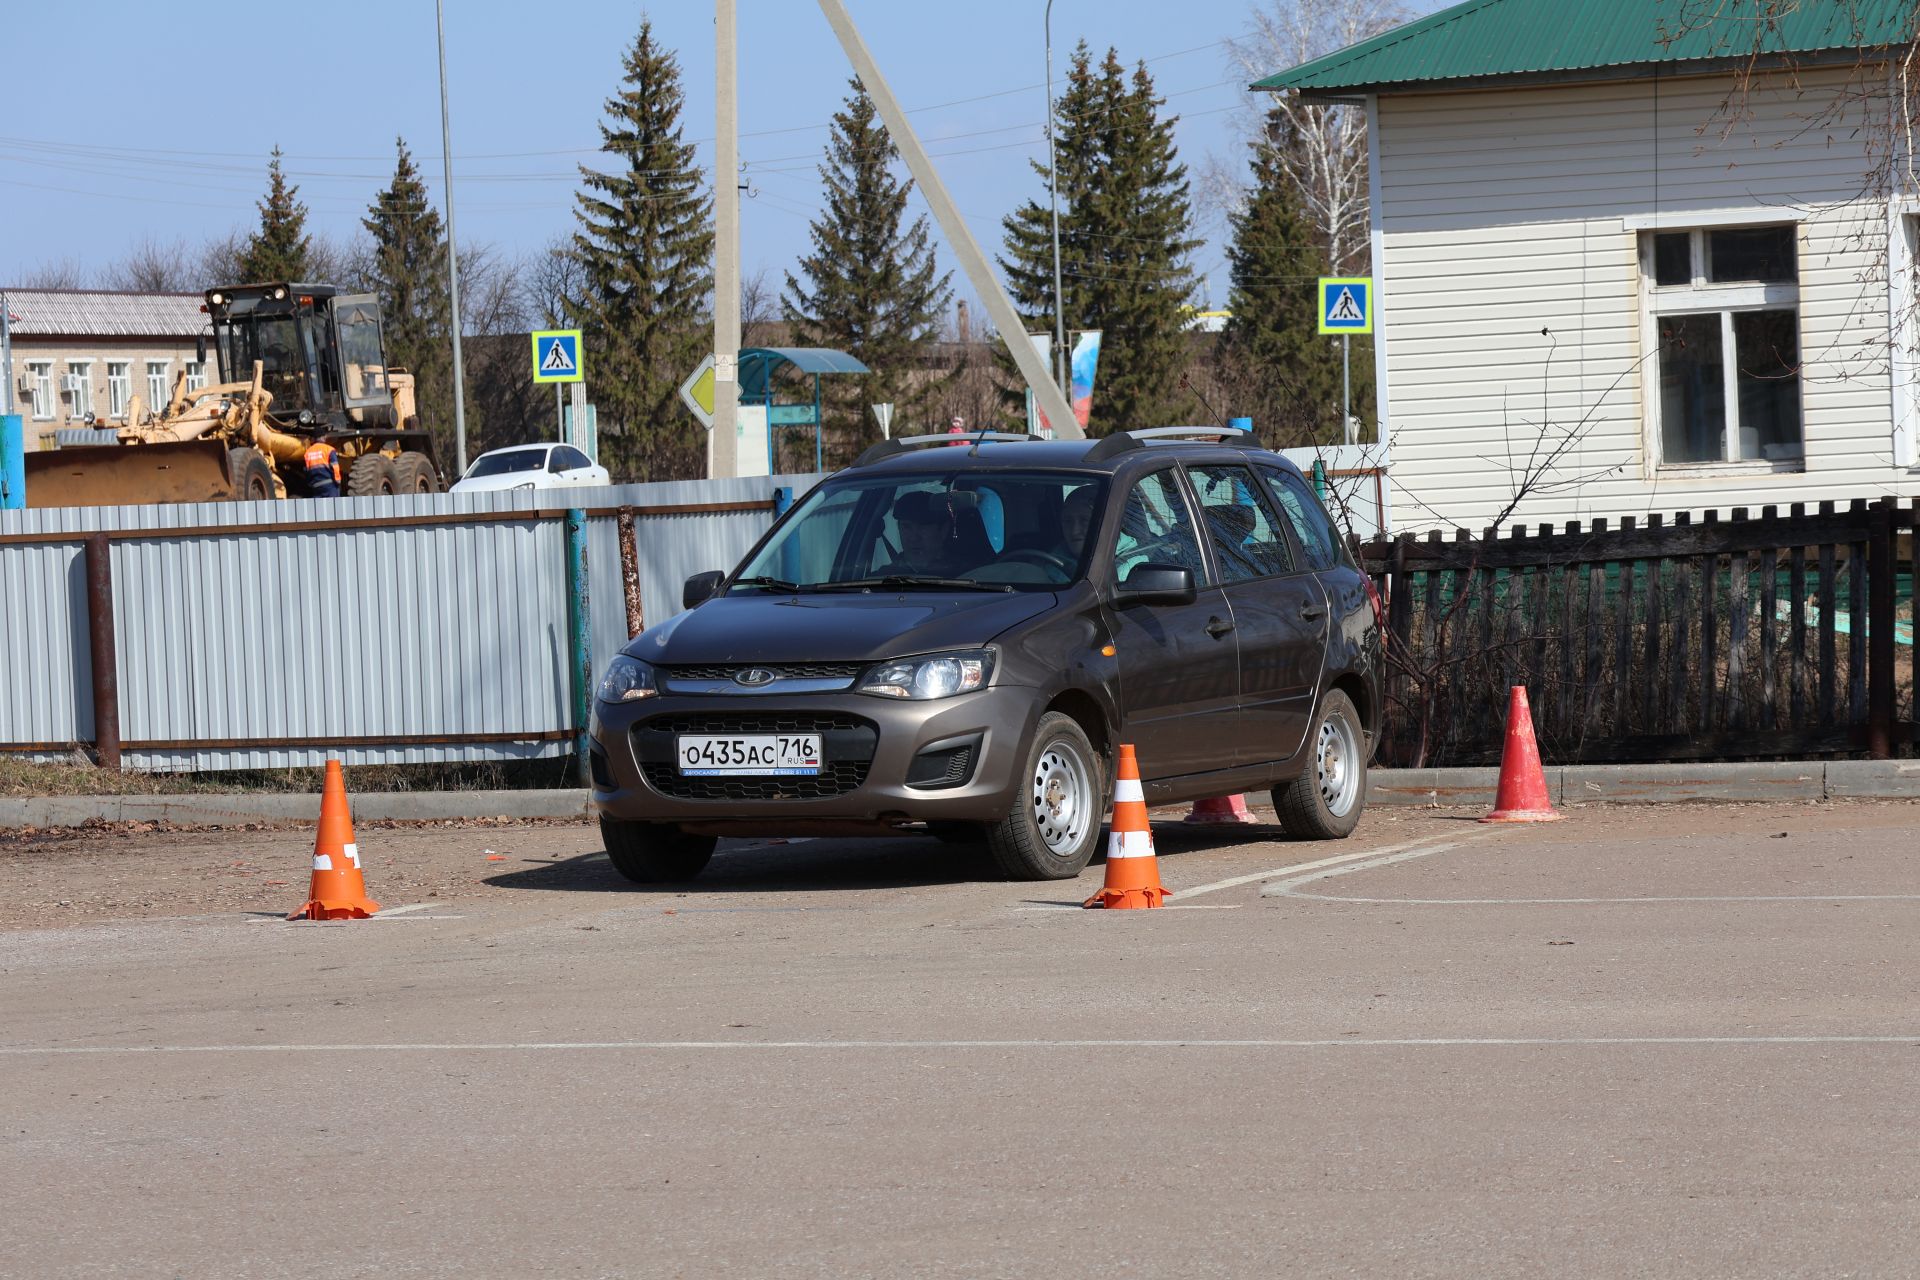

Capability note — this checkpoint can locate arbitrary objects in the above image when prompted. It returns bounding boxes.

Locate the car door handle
[1299,604,1326,621]
[1205,616,1234,638]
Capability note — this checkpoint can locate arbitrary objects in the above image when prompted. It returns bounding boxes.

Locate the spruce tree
[362,137,453,459]
[783,79,955,467]
[1219,109,1363,447]
[238,147,312,283]
[569,19,714,483]
[999,48,1200,434]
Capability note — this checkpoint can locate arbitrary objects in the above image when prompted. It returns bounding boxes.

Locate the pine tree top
[238,146,312,284]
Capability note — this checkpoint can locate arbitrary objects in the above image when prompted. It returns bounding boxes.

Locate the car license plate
[677,733,822,777]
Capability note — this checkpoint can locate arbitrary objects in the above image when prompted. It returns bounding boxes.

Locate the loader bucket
[23,439,236,509]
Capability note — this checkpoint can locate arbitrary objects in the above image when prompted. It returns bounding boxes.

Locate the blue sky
[0,2,1425,310]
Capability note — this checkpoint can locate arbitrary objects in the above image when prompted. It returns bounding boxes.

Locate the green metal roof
[1254,0,1914,95]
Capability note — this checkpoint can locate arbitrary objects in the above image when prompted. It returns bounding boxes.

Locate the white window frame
[26,361,54,420]
[185,360,208,393]
[65,360,94,422]
[106,361,131,421]
[1639,223,1805,477]
[145,359,171,414]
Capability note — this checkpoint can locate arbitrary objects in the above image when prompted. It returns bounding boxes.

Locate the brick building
[2,289,211,447]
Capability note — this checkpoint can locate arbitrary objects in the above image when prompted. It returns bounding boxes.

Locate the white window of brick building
[1641,224,1803,469]
[65,361,94,421]
[146,359,170,412]
[107,362,131,420]
[27,361,54,420]
[185,361,207,392]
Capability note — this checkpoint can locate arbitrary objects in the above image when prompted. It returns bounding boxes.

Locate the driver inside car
[887,490,963,576]
[1060,486,1097,562]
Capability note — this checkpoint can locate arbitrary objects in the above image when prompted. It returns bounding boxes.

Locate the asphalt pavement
[3,800,1917,1277]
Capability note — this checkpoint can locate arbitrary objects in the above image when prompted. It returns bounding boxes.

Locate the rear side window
[1185,463,1295,583]
[1259,466,1342,572]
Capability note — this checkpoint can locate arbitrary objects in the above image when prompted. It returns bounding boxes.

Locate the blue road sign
[1317,277,1374,335]
[531,329,584,383]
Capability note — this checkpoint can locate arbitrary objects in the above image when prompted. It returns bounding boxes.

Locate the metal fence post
[1867,497,1896,759]
[84,534,121,771]
[565,509,591,785]
[1311,458,1328,503]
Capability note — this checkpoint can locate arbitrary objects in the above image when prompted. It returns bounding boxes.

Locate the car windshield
[465,449,548,478]
[733,471,1108,592]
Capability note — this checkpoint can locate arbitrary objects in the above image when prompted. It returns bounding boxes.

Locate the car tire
[390,452,440,493]
[985,711,1104,881]
[345,453,398,497]
[226,448,276,501]
[600,817,717,883]
[1272,688,1366,840]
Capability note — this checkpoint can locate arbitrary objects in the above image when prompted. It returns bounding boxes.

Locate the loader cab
[204,283,393,430]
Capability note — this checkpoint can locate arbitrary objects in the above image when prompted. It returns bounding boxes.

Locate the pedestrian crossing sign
[531,329,584,383]
[1317,277,1374,335]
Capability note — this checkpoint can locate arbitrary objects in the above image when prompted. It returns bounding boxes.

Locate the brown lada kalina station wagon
[590,428,1384,883]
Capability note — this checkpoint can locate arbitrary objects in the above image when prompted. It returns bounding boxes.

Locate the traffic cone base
[289,760,381,919]
[1183,793,1258,825]
[1482,686,1561,824]
[1085,745,1170,909]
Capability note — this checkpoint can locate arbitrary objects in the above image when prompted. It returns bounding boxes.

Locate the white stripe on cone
[313,854,333,871]
[1108,828,1156,859]
[1112,778,1145,804]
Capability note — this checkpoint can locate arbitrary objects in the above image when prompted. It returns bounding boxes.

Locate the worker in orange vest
[303,441,343,497]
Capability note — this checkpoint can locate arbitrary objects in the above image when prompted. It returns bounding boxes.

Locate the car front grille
[634,712,877,802]
[661,663,866,682]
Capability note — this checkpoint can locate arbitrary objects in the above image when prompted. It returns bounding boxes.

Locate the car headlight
[856,649,994,700]
[597,655,659,704]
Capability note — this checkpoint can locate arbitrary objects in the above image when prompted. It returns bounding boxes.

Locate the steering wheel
[996,547,1074,576]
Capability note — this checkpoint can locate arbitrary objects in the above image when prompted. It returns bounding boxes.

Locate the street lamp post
[1044,0,1069,401]
[434,0,470,476]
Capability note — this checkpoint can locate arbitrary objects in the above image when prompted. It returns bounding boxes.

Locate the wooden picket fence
[1358,498,1918,768]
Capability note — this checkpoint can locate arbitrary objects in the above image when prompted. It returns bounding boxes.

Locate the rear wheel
[345,453,398,497]
[1272,689,1365,840]
[600,817,717,884]
[984,712,1103,880]
[226,448,276,502]
[389,451,440,493]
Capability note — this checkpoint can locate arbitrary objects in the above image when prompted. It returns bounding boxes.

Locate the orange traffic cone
[1482,686,1561,823]
[1084,744,1170,909]
[1183,793,1257,825]
[288,760,381,919]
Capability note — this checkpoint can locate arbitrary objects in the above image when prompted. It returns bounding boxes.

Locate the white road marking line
[375,903,434,917]
[1169,833,1483,902]
[4,1034,1916,1057]
[1287,892,1920,905]
[1260,840,1472,897]
[1013,903,1243,912]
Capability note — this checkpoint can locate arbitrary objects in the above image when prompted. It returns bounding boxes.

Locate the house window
[65,361,94,422]
[107,362,131,420]
[146,360,170,412]
[26,361,54,420]
[185,361,207,392]
[1643,225,1803,467]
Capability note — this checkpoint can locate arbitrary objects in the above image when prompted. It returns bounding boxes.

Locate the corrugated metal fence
[0,474,819,771]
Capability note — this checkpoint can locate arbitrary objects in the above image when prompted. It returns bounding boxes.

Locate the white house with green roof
[1258,0,1920,531]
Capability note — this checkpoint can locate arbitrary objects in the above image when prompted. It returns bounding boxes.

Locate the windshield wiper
[817,575,1013,593]
[728,575,807,593]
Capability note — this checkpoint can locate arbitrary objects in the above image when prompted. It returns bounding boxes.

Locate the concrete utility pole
[434,0,470,475]
[1044,0,1070,400]
[711,0,742,479]
[815,0,1082,438]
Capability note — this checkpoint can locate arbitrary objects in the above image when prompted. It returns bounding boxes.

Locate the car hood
[631,591,1057,665]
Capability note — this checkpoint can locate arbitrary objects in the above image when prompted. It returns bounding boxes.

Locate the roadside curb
[4,761,1914,831]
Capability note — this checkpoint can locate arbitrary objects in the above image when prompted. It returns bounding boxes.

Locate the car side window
[1259,466,1342,572]
[547,449,568,474]
[1110,469,1211,589]
[1184,463,1296,583]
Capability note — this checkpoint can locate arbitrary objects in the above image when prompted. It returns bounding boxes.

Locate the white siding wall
[1376,66,1915,531]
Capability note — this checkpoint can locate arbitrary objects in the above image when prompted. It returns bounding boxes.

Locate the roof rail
[853,431,1037,467]
[1083,425,1257,463]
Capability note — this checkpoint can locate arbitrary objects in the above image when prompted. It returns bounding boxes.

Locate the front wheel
[600,817,716,884]
[984,712,1104,880]
[1272,689,1366,840]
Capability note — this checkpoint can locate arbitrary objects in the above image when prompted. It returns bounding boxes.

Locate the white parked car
[449,444,611,494]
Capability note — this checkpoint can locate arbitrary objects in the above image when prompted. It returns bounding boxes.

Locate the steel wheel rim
[1317,708,1361,817]
[1030,736,1092,857]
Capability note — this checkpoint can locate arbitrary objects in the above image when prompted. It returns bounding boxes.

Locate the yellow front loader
[24,283,442,509]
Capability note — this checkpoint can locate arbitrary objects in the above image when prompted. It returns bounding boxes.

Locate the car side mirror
[683,570,725,609]
[1115,562,1196,606]
[196,333,207,364]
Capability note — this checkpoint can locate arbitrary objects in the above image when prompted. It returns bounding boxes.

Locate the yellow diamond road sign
[679,355,717,428]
